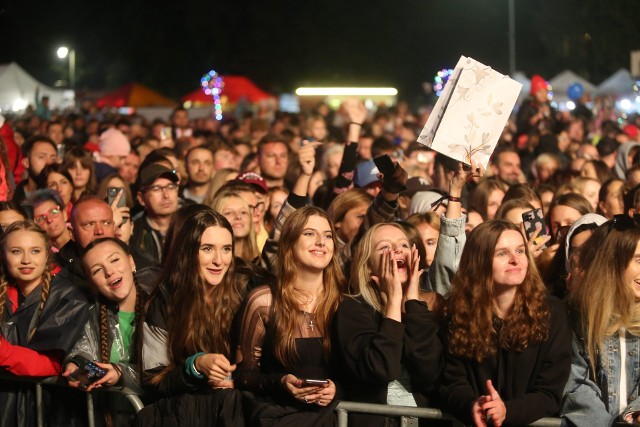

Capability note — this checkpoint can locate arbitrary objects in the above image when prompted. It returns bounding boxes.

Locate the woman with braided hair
[0,221,89,427]
[62,237,147,426]
[63,237,146,391]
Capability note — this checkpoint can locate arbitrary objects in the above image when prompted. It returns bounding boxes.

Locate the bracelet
[185,352,206,379]
[349,122,363,127]
[448,195,461,202]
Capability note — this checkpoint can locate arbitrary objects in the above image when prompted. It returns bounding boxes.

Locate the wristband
[448,195,461,203]
[185,352,206,379]
[349,122,363,127]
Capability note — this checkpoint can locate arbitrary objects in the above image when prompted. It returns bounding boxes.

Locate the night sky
[2,0,638,105]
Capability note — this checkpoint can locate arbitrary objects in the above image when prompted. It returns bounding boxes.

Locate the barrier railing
[0,375,144,427]
[5,374,564,427]
[335,401,562,427]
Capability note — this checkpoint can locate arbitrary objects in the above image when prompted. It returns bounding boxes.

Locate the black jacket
[332,296,442,427]
[439,296,572,426]
[0,275,90,427]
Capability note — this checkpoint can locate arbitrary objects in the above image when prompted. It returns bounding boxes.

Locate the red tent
[182,75,274,105]
[96,83,177,108]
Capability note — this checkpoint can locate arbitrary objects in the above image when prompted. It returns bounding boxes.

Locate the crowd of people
[0,77,640,427]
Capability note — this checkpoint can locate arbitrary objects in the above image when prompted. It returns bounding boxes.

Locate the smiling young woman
[235,206,345,427]
[0,221,89,426]
[136,206,245,427]
[63,237,147,426]
[440,220,571,427]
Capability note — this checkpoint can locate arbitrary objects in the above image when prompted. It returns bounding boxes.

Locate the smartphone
[107,187,126,208]
[160,126,172,141]
[67,355,107,390]
[373,154,406,193]
[521,208,548,243]
[301,379,329,387]
[373,154,396,177]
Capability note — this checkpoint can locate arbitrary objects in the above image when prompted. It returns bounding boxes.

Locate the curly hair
[273,206,345,366]
[445,220,550,362]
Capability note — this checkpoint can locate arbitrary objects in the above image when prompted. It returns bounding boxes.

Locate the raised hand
[298,140,321,176]
[371,248,403,321]
[450,159,485,197]
[404,244,423,303]
[525,225,551,259]
[343,98,367,125]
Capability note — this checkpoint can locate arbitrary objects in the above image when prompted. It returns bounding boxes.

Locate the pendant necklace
[302,311,317,331]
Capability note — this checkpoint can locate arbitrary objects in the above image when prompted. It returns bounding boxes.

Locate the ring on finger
[303,396,307,402]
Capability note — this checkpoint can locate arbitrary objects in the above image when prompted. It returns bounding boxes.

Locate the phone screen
[521,208,548,242]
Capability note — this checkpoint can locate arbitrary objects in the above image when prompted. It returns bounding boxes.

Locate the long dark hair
[151,207,243,383]
[273,206,345,365]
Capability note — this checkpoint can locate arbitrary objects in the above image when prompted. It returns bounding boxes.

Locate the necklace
[302,311,317,331]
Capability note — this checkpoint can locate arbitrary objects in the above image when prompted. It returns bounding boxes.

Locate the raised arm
[428,161,484,295]
[261,142,318,271]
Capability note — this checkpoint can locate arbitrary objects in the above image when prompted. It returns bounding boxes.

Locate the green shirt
[110,311,136,363]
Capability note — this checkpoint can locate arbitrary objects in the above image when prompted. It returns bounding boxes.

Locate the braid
[131,277,145,365]
[28,267,51,342]
[99,302,110,363]
[0,278,8,332]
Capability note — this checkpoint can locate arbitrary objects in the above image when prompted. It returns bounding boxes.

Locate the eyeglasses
[248,201,265,213]
[78,220,114,231]
[607,214,640,233]
[34,206,62,225]
[143,184,179,195]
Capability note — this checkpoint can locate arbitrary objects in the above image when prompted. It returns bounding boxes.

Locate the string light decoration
[433,68,454,97]
[201,70,224,120]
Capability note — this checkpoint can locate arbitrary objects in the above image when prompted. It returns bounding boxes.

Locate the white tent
[0,62,74,112]
[548,70,596,101]
[596,68,635,96]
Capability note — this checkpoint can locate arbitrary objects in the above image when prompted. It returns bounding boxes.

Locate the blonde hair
[574,221,640,373]
[210,192,259,261]
[349,222,408,313]
[0,221,53,341]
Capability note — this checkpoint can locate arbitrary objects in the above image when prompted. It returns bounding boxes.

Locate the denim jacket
[562,329,640,426]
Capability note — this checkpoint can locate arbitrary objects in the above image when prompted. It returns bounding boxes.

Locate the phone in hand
[373,154,396,177]
[67,355,107,390]
[160,126,172,141]
[521,208,548,245]
[107,187,126,208]
[301,378,329,387]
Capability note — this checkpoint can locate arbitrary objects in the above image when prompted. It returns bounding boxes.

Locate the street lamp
[56,46,75,89]
[508,0,516,76]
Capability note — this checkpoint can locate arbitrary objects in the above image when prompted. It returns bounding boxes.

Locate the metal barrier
[4,374,564,427]
[0,375,144,427]
[335,401,563,427]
